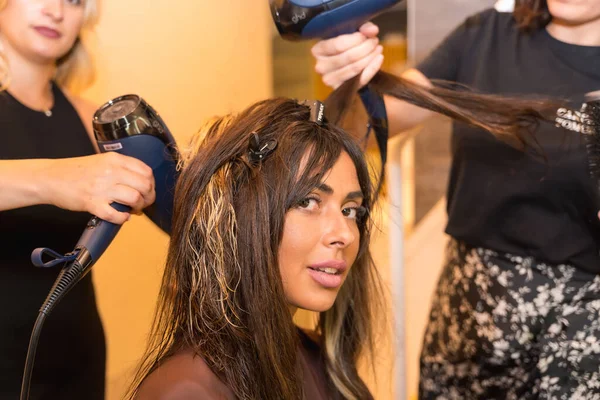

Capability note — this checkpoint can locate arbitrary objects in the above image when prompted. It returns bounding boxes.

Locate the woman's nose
[42,0,65,22]
[323,211,357,249]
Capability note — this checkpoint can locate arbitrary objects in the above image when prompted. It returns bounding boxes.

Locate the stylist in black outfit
[311,0,600,398]
[0,0,155,398]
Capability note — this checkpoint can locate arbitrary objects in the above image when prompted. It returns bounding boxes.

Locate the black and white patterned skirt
[419,239,600,400]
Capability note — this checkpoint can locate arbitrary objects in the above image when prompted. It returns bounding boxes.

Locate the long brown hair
[514,0,552,30]
[128,98,380,400]
[326,71,562,156]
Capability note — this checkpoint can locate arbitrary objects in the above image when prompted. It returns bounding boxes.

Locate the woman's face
[0,0,86,65]
[547,0,600,25]
[278,151,364,313]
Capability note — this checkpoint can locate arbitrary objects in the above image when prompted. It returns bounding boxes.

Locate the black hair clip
[248,132,277,165]
[301,100,326,125]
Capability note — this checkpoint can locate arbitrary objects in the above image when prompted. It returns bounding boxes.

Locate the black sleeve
[416,9,492,81]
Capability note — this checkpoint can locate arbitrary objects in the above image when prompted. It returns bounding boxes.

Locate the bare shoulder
[62,89,99,149]
[134,350,235,400]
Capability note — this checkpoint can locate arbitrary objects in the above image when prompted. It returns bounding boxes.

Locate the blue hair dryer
[34,94,179,287]
[270,0,401,40]
[93,94,178,235]
[30,94,178,309]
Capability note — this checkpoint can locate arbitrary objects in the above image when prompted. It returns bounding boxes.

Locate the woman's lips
[34,27,61,39]
[307,260,347,289]
[307,268,344,288]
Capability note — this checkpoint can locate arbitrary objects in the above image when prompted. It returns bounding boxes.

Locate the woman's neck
[4,48,56,112]
[547,17,600,46]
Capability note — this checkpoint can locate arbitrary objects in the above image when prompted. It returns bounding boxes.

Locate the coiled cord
[20,253,89,400]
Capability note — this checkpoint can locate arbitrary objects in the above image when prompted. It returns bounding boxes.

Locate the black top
[417,9,600,273]
[0,83,105,399]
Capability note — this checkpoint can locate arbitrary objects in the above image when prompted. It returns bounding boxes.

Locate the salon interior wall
[80,1,272,398]
[404,0,497,399]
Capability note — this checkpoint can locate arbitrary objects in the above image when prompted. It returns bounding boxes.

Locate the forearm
[385,68,435,137]
[0,159,51,211]
[385,94,436,136]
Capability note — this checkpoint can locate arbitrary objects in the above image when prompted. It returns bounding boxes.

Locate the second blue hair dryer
[270,0,401,40]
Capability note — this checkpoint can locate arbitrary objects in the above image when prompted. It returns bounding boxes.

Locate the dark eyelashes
[294,196,367,222]
[295,196,321,208]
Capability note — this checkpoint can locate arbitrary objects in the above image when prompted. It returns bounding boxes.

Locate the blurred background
[80,1,496,399]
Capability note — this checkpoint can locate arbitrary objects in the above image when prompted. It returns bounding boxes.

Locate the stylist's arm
[0,153,155,224]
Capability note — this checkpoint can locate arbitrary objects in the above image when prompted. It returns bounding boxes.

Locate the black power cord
[20,249,92,400]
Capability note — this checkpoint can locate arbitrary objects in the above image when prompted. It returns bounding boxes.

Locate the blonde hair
[0,0,99,93]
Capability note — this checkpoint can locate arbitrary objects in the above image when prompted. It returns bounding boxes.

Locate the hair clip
[248,132,277,165]
[301,100,326,125]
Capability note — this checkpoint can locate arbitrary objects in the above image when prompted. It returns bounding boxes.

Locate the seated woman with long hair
[128,98,382,400]
[127,69,565,399]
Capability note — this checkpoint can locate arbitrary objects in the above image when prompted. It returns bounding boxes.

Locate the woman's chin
[548,2,599,26]
[290,294,338,314]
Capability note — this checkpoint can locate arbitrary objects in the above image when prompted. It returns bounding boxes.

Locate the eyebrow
[315,183,364,201]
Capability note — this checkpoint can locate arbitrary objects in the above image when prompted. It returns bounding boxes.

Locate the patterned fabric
[419,239,600,400]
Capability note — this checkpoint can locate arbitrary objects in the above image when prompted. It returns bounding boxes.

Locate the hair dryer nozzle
[93,94,178,160]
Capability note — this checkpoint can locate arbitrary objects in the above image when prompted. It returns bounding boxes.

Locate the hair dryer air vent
[95,95,140,124]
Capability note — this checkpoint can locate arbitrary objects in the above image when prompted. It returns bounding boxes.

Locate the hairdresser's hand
[311,22,384,90]
[42,152,155,224]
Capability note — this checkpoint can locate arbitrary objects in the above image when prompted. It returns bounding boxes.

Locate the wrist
[29,159,55,205]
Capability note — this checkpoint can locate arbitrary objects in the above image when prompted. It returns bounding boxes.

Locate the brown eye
[296,197,320,210]
[342,206,367,220]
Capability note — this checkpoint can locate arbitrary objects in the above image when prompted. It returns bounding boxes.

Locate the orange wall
[80,2,272,398]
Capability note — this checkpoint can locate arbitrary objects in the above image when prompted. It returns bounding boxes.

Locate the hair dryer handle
[74,202,130,266]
